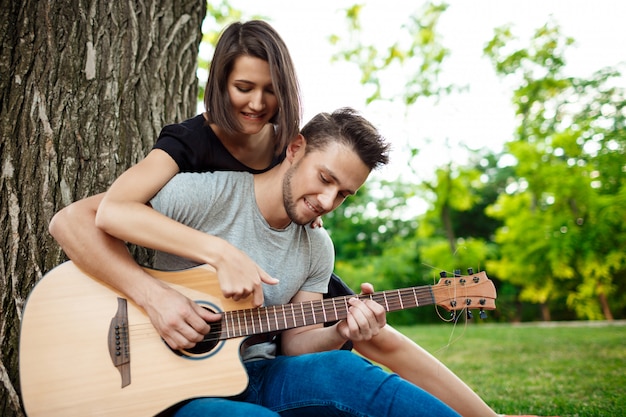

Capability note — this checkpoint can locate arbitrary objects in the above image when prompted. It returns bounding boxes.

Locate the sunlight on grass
[395,321,626,417]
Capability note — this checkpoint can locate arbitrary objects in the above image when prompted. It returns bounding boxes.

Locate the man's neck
[253,167,291,229]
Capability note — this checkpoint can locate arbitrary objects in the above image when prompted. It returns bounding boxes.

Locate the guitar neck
[218,286,434,340]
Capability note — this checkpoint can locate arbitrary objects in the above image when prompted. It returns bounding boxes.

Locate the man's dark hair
[300,107,390,171]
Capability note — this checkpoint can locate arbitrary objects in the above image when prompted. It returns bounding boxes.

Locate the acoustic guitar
[19,261,496,416]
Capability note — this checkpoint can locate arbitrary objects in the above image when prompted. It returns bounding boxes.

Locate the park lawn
[394,321,626,417]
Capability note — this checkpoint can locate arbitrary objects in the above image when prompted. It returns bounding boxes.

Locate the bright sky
[217,0,626,185]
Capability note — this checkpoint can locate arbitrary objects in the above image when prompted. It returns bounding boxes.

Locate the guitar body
[20,261,497,416]
[19,261,250,417]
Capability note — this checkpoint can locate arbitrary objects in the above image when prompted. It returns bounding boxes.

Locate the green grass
[395,321,626,417]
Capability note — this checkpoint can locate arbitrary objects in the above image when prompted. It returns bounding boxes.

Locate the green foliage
[197,2,626,322]
[328,2,507,323]
[324,179,419,262]
[329,1,455,104]
[328,5,626,322]
[484,20,626,319]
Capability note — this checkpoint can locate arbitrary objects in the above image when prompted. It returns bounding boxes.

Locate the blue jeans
[174,350,460,417]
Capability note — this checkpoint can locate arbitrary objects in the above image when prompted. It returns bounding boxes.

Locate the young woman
[49,20,541,417]
[50,21,298,347]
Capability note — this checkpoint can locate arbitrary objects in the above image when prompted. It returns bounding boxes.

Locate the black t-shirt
[153,114,285,173]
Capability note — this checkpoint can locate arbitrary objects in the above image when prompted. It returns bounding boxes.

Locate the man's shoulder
[161,171,252,200]
[302,225,333,250]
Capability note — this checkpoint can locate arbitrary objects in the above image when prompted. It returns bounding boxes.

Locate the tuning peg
[479,309,487,319]
[454,269,461,277]
[440,271,447,278]
[467,267,474,275]
[467,310,473,320]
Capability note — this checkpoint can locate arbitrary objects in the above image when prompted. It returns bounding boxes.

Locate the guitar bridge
[108,297,131,388]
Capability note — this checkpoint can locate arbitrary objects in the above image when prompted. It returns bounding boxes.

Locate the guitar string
[126,278,483,345]
[126,288,437,342]
[127,285,470,332]
[429,266,473,355]
[243,282,472,340]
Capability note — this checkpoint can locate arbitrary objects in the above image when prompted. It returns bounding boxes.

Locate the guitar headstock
[432,270,497,317]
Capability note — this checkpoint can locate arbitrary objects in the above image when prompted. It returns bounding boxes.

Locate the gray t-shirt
[150,171,334,359]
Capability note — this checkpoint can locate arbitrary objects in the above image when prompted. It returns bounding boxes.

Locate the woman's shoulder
[160,114,214,137]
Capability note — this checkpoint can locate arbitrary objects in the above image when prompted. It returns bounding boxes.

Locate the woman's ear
[286,134,306,162]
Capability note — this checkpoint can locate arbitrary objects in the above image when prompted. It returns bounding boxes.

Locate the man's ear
[286,134,306,162]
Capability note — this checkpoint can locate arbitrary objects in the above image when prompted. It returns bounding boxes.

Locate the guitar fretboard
[218,286,436,339]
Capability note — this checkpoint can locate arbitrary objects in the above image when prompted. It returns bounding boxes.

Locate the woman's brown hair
[204,20,301,154]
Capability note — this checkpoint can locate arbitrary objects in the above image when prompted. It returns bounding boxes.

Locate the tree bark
[598,292,614,321]
[0,1,205,415]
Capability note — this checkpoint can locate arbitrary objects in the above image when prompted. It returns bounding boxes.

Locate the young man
[95,108,461,416]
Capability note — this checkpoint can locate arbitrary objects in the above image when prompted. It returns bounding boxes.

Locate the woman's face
[226,55,279,135]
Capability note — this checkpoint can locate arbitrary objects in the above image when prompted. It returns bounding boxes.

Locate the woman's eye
[236,86,251,93]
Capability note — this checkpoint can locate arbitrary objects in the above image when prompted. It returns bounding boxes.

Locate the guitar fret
[398,289,404,309]
[228,312,234,337]
[412,287,419,307]
[236,310,242,336]
[300,303,306,326]
[383,292,389,311]
[243,310,250,335]
[273,305,279,331]
[227,312,232,337]
[310,300,316,324]
[322,300,327,322]
[282,305,288,330]
[258,309,263,333]
[265,308,271,331]
[245,311,256,334]
[290,304,297,327]
[332,298,338,320]
[221,314,227,338]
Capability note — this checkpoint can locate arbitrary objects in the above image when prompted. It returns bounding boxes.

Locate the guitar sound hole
[182,321,222,355]
[169,305,223,358]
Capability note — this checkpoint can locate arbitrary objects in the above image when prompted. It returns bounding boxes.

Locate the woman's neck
[211,123,276,170]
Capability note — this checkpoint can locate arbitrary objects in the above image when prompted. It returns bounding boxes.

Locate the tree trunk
[598,292,614,321]
[540,303,551,321]
[0,1,205,415]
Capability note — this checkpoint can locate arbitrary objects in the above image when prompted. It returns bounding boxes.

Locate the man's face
[282,141,370,225]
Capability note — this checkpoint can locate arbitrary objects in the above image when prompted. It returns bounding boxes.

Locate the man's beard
[282,162,311,226]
